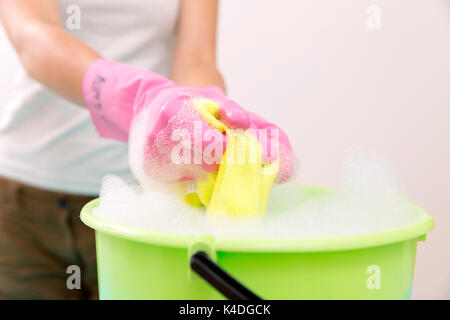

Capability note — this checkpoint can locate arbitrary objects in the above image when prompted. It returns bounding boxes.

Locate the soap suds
[93,150,426,239]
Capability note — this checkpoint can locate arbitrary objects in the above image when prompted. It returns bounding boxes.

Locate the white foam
[93,150,426,239]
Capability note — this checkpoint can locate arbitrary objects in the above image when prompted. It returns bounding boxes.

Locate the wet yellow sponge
[188,99,279,217]
[204,129,278,217]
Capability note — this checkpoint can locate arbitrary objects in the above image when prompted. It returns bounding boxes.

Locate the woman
[0,0,293,299]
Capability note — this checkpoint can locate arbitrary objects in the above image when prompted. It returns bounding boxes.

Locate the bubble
[94,150,425,239]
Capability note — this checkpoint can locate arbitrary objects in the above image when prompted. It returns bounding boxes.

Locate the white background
[216,0,450,299]
[1,0,449,299]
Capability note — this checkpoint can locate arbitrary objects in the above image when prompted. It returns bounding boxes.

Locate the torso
[0,0,180,195]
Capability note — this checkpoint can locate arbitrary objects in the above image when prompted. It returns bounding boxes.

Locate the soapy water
[93,150,427,239]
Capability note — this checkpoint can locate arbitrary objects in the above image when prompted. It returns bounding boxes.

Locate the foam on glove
[185,99,279,217]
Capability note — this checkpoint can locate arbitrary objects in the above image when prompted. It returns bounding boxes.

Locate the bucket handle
[190,251,262,300]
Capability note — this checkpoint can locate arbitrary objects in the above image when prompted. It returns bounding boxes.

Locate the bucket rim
[80,187,434,253]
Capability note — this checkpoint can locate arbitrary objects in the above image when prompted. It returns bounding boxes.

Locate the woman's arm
[171,0,225,92]
[0,0,100,106]
[1,0,224,104]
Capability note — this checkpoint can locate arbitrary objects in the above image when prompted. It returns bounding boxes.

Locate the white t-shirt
[0,0,180,195]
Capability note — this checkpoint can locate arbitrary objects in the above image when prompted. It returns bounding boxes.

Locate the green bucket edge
[80,186,434,253]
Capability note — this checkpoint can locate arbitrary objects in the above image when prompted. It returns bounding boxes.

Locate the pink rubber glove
[82,59,250,182]
[246,112,297,183]
[82,59,296,183]
[82,59,249,142]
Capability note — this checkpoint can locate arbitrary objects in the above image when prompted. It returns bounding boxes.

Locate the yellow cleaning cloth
[184,99,279,217]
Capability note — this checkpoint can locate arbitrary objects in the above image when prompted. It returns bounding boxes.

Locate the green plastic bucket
[80,186,434,300]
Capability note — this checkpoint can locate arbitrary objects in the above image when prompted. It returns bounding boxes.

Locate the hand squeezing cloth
[183,99,279,217]
[82,60,294,218]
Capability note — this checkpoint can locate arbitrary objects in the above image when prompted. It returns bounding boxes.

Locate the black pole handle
[190,251,262,300]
